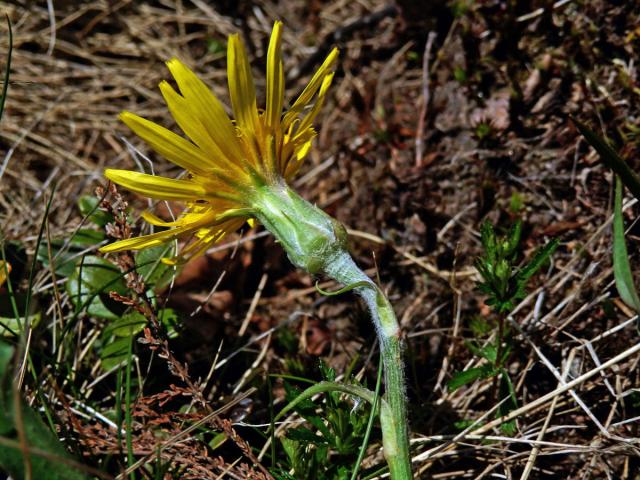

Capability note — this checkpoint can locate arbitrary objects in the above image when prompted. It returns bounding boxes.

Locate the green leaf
[304,414,334,443]
[319,360,336,382]
[613,176,640,312]
[99,336,132,370]
[283,382,316,413]
[465,341,498,362]
[448,364,496,391]
[505,220,522,257]
[104,310,147,337]
[65,256,128,320]
[517,238,559,284]
[158,308,179,339]
[0,339,89,479]
[37,229,106,278]
[453,419,477,430]
[206,38,225,54]
[77,195,113,227]
[135,243,176,290]
[208,432,227,450]
[497,370,518,434]
[480,221,497,266]
[0,312,41,337]
[287,426,328,445]
[573,118,640,200]
[280,436,300,468]
[469,317,493,337]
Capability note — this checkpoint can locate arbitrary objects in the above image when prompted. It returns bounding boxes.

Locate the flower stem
[253,184,412,478]
[324,252,412,480]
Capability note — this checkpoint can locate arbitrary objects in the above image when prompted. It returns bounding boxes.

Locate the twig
[238,272,268,336]
[415,31,437,167]
[45,0,56,55]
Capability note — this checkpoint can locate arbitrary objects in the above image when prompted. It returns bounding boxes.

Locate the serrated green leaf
[448,363,496,391]
[319,360,336,382]
[283,382,315,412]
[287,426,328,445]
[517,238,559,284]
[305,414,333,442]
[505,220,522,257]
[613,176,640,312]
[469,317,493,336]
[480,221,497,265]
[280,436,300,466]
[465,341,498,362]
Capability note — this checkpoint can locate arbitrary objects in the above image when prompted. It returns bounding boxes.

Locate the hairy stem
[324,252,412,480]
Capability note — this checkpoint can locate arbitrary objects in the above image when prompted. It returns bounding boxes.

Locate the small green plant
[272,362,375,480]
[449,219,558,432]
[474,122,493,143]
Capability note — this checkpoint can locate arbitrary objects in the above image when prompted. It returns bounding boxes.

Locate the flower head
[100,22,338,263]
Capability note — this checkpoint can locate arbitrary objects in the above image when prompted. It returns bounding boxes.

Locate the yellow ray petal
[295,72,334,135]
[284,137,314,180]
[228,33,261,136]
[142,206,250,228]
[159,81,249,179]
[282,47,338,129]
[266,21,284,130]
[0,260,11,287]
[99,228,186,253]
[105,169,209,201]
[120,111,213,175]
[141,210,192,227]
[166,58,244,163]
[164,217,246,264]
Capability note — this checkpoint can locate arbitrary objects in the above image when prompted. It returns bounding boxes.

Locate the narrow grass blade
[613,176,640,312]
[350,354,383,480]
[0,15,12,122]
[573,118,640,200]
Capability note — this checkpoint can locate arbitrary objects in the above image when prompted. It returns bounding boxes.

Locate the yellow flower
[100,22,338,263]
[0,260,10,287]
